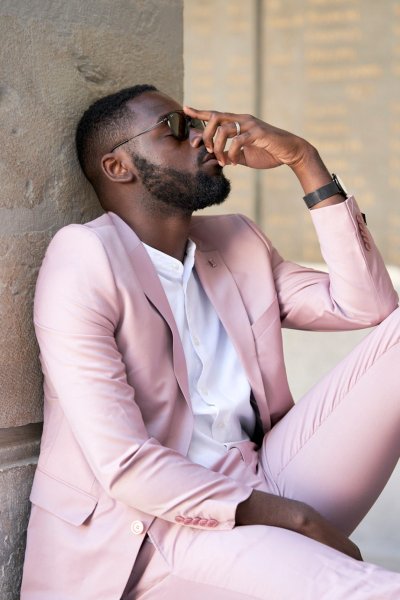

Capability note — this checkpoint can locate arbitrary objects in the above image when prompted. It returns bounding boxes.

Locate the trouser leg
[130,521,400,600]
[261,307,400,534]
[127,308,400,599]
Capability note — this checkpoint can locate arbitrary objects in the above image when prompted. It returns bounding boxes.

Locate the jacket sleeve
[34,224,253,531]
[245,197,398,331]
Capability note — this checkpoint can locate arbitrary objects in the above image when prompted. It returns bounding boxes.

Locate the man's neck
[116,208,192,263]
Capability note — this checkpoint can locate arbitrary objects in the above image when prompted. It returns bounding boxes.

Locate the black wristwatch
[303,173,348,209]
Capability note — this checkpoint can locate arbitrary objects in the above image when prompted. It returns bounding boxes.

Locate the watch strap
[303,178,346,209]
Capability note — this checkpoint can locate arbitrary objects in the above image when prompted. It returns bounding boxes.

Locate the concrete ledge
[0,424,42,600]
[0,422,42,468]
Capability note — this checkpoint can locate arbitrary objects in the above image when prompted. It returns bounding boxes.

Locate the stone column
[0,2,183,597]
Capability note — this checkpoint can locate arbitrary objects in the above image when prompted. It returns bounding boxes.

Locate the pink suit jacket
[21,197,398,599]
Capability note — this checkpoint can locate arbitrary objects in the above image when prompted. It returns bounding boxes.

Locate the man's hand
[236,490,363,561]
[184,106,312,170]
[184,106,345,206]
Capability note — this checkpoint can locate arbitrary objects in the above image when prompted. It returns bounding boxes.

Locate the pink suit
[21,197,400,599]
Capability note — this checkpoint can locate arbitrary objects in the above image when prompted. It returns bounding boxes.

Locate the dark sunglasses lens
[191,118,206,131]
[168,112,189,140]
[167,113,205,140]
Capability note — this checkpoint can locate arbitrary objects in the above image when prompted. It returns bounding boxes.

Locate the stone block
[0,463,36,600]
[0,233,52,427]
[0,424,40,600]
[0,0,183,222]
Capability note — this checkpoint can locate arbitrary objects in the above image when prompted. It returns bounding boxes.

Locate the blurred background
[185,0,400,264]
[184,0,400,571]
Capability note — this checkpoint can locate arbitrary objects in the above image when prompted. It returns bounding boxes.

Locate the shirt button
[193,336,200,346]
[130,520,144,535]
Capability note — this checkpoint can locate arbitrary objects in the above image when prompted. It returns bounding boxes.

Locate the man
[21,84,400,599]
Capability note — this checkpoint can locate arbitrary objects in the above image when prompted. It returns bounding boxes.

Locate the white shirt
[143,239,256,468]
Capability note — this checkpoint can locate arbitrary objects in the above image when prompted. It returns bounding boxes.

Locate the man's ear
[101,153,136,183]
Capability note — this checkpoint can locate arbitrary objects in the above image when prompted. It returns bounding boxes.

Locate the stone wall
[0,2,183,597]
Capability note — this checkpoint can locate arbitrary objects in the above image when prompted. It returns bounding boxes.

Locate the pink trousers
[122,308,400,599]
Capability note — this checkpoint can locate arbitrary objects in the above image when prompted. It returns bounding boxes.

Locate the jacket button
[131,520,144,535]
[207,519,219,528]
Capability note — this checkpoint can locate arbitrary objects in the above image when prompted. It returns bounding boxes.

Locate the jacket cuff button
[175,516,185,523]
[207,519,219,528]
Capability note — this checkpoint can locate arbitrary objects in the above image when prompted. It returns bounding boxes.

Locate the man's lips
[201,151,219,165]
[197,147,222,168]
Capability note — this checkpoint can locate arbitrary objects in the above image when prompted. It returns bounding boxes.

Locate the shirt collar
[143,239,197,286]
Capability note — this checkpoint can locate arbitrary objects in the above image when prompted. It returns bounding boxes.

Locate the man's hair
[75,84,158,182]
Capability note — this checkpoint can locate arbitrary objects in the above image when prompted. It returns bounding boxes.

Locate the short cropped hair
[75,84,157,182]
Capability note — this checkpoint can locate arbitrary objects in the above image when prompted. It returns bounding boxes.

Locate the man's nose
[189,126,204,148]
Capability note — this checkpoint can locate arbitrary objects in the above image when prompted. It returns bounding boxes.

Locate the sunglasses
[110,111,206,152]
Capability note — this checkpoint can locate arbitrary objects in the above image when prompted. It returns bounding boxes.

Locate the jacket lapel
[108,212,191,405]
[194,249,271,430]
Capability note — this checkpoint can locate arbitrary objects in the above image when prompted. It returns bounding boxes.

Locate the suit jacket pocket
[251,296,280,340]
[30,468,98,526]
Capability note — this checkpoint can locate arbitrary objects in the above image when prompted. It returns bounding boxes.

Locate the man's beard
[131,148,231,215]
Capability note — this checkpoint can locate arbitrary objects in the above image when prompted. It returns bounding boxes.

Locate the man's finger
[183,105,212,120]
[183,106,238,123]
[228,133,250,165]
[213,122,244,163]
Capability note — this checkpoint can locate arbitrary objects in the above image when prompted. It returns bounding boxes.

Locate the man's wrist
[235,489,311,532]
[304,174,347,209]
[288,147,347,209]
[289,146,334,194]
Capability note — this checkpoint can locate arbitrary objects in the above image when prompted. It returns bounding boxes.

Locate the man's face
[121,92,231,214]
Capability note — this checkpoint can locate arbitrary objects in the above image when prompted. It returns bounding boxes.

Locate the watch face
[332,173,348,197]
